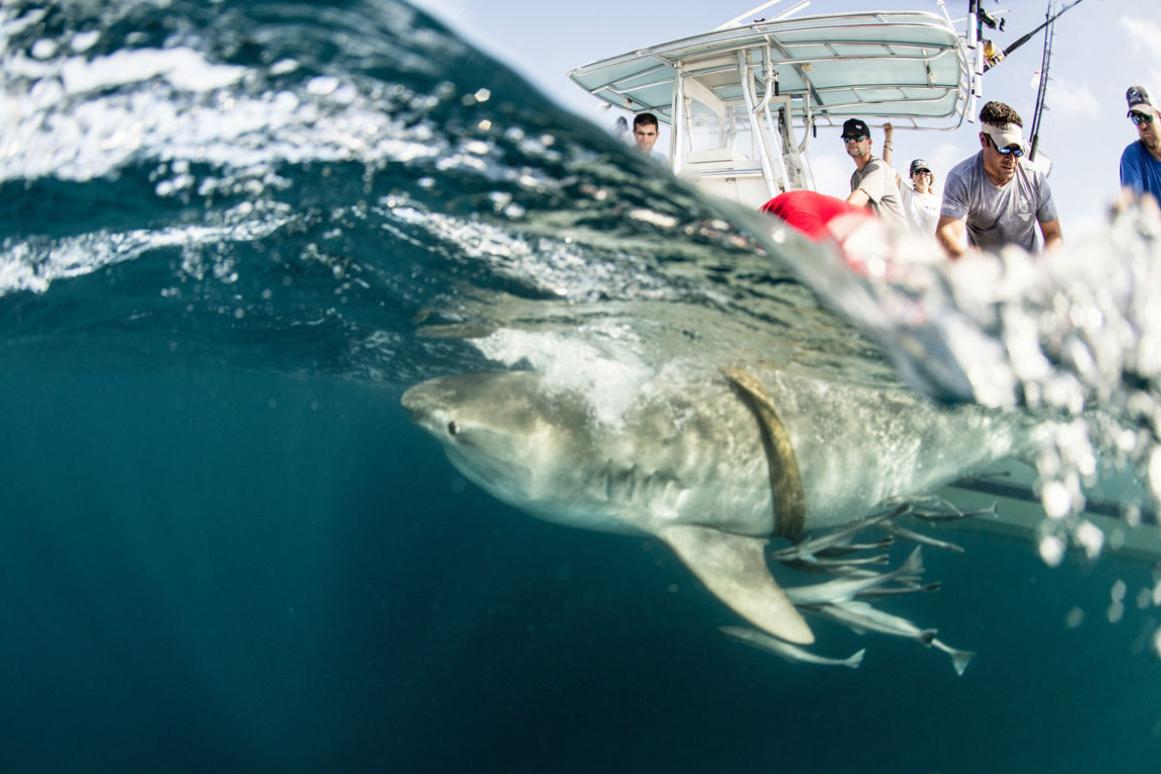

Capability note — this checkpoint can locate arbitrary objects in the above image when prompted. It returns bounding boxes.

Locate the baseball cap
[1126,84,1155,116]
[909,158,931,175]
[841,118,870,138]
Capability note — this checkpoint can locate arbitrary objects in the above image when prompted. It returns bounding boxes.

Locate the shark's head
[402,372,620,529]
[404,369,815,645]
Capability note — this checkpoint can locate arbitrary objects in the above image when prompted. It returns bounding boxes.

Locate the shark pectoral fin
[659,525,814,645]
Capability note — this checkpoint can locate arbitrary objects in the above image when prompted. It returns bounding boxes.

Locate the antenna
[715,0,787,31]
[774,1,810,21]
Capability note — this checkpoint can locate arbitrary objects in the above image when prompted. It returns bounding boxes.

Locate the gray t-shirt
[940,152,1058,253]
[849,158,907,231]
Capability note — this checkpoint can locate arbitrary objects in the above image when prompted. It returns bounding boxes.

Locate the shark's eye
[447,421,458,436]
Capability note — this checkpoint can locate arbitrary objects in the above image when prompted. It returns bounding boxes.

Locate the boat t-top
[569,2,976,208]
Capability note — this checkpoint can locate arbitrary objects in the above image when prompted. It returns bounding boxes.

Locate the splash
[771,200,1161,561]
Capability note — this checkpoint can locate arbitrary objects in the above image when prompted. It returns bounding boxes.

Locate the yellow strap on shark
[722,367,807,541]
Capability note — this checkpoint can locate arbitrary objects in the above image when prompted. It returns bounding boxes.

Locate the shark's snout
[400,383,429,421]
[401,381,452,434]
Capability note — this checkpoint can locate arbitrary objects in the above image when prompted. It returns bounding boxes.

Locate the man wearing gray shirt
[936,101,1062,258]
[842,118,907,232]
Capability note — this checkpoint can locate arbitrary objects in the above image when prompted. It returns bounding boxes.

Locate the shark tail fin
[933,639,975,676]
[845,648,866,669]
[661,525,814,645]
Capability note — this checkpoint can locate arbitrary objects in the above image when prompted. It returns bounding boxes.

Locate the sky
[416,0,1161,237]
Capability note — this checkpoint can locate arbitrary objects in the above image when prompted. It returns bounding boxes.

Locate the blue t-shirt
[1119,141,1161,201]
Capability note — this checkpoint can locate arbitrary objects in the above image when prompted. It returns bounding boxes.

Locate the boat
[569,4,973,207]
[569,3,1158,563]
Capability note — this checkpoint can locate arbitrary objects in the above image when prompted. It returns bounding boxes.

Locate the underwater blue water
[3,1,1161,772]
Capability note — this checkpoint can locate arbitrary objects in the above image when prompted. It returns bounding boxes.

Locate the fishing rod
[1028,2,1056,161]
[982,0,1088,72]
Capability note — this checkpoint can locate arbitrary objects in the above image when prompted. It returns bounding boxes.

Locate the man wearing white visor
[936,101,1062,259]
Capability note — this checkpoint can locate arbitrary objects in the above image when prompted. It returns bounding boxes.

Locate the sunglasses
[841,134,868,142]
[1130,112,1155,127]
[985,135,1024,157]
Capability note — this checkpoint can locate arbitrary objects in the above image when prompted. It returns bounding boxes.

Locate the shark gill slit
[721,367,806,541]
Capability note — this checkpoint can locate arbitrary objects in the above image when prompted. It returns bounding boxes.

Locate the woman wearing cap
[882,123,940,236]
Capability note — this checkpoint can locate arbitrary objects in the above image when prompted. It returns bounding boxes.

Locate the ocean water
[3,1,1161,772]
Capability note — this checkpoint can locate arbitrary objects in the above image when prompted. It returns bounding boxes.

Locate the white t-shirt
[899,184,940,236]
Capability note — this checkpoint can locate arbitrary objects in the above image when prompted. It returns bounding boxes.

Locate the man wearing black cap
[1120,85,1161,202]
[841,117,906,232]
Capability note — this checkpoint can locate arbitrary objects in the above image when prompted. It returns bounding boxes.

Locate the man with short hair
[936,100,1062,258]
[1120,84,1161,202]
[842,118,907,232]
[631,112,666,162]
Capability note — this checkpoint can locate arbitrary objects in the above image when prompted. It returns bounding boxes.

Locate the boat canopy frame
[570,10,973,201]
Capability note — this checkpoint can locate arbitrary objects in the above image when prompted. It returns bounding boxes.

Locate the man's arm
[1038,218,1062,252]
[935,215,968,258]
[846,188,871,208]
[1120,146,1142,193]
[847,161,891,209]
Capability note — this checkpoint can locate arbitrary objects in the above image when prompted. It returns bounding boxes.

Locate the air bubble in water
[1075,521,1104,560]
[1065,607,1085,628]
[1042,480,1072,519]
[1039,534,1066,566]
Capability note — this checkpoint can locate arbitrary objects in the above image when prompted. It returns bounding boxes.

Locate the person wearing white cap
[1120,85,1161,202]
[935,101,1062,259]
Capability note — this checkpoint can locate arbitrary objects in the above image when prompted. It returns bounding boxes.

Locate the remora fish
[809,599,975,675]
[401,364,1031,645]
[720,626,865,669]
[785,547,925,606]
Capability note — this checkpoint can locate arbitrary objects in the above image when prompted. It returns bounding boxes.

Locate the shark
[401,363,1034,646]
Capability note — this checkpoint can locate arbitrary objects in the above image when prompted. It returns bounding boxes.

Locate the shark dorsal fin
[659,525,814,645]
[721,367,807,540]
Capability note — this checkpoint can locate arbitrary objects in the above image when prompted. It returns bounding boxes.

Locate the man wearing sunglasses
[1120,85,1161,202]
[841,117,907,232]
[936,101,1061,259]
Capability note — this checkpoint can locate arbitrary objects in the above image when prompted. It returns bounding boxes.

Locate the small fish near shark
[402,363,1032,671]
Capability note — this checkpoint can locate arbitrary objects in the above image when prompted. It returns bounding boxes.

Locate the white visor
[982,123,1025,151]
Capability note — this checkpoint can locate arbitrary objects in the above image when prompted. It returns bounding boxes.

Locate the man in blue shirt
[1120,84,1161,202]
